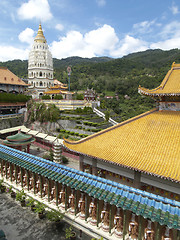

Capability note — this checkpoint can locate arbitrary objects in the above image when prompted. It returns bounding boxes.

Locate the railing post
[155,223,160,240]
[96,199,99,227]
[109,205,112,234]
[55,181,59,206]
[123,210,127,240]
[138,215,143,240]
[85,194,88,222]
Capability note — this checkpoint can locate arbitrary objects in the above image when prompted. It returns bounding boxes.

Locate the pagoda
[3,130,35,153]
[28,24,53,98]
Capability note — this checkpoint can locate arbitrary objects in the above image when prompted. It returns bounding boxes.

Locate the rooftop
[138,62,180,96]
[64,109,180,183]
[0,67,28,86]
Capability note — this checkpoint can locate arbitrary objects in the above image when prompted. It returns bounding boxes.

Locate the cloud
[150,37,180,50]
[0,46,29,62]
[160,21,180,38]
[18,28,35,45]
[110,35,148,58]
[96,0,106,7]
[170,3,179,15]
[55,23,64,31]
[50,24,119,58]
[133,20,156,34]
[17,0,52,22]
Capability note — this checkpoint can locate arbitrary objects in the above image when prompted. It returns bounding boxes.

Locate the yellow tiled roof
[138,63,180,96]
[64,109,180,182]
[0,67,28,86]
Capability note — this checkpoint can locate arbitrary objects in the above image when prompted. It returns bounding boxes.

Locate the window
[40,71,42,77]
[40,81,43,86]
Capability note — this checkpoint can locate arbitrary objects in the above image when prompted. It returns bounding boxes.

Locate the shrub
[62,156,69,164]
[60,129,66,133]
[54,94,63,100]
[42,95,51,100]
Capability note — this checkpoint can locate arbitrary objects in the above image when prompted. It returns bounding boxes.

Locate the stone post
[75,190,77,216]
[20,167,23,188]
[123,210,127,240]
[65,186,68,211]
[138,215,143,240]
[10,164,12,182]
[33,173,36,194]
[55,181,59,206]
[5,162,7,179]
[0,160,3,177]
[15,165,18,184]
[177,230,180,240]
[40,175,43,198]
[48,179,50,202]
[26,170,29,191]
[155,223,160,240]
[96,199,99,227]
[109,205,112,234]
[85,194,88,221]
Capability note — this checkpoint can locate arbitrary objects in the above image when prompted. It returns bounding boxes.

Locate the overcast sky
[1,0,180,61]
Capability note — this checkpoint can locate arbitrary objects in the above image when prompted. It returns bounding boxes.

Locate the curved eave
[3,138,35,147]
[138,87,180,97]
[63,144,180,184]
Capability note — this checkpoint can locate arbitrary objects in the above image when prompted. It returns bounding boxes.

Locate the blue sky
[1,0,180,61]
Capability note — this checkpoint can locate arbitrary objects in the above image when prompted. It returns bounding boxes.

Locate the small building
[84,88,96,101]
[0,67,28,94]
[3,129,35,153]
[44,79,73,99]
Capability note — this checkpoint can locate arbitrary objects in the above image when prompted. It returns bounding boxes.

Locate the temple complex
[28,24,54,98]
[0,63,179,239]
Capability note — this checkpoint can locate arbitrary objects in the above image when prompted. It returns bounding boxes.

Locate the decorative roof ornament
[34,23,46,43]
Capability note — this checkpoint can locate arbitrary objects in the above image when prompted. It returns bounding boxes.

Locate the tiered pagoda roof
[3,130,35,147]
[64,63,180,183]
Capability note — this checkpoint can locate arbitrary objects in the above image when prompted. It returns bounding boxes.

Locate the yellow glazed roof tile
[0,67,28,86]
[64,109,180,182]
[139,63,180,95]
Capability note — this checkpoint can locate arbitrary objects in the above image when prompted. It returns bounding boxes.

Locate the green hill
[0,48,179,121]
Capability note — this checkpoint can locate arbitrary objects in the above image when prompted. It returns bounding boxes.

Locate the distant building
[28,24,53,98]
[84,88,96,101]
[44,79,73,99]
[0,67,28,94]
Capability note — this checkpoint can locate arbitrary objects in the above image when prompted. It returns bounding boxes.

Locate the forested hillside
[1,48,179,121]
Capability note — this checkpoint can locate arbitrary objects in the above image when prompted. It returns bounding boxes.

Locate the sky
[1,0,180,61]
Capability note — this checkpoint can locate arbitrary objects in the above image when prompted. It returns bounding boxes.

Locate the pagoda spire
[34,23,46,43]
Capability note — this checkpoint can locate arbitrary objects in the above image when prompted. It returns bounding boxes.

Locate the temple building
[28,24,53,98]
[64,62,180,202]
[0,67,28,94]
[44,79,73,99]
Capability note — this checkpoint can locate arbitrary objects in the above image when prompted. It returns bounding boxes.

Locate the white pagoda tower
[28,24,54,98]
